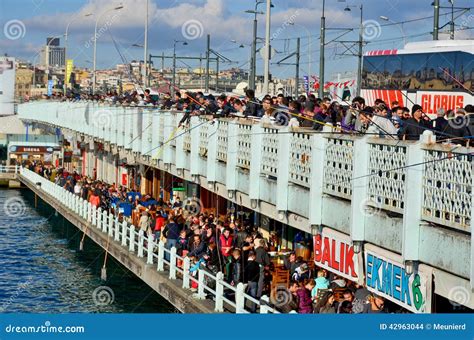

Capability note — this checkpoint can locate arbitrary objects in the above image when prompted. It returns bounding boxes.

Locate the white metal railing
[422,147,472,231]
[0,165,19,174]
[323,136,354,200]
[261,127,279,178]
[367,141,407,214]
[199,117,209,158]
[237,123,252,170]
[183,129,192,153]
[17,101,474,236]
[216,120,228,163]
[289,132,311,187]
[19,167,280,314]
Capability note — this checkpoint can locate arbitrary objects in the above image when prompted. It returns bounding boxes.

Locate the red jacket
[219,234,233,256]
[154,216,166,231]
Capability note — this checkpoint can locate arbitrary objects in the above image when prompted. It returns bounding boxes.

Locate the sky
[0,0,473,81]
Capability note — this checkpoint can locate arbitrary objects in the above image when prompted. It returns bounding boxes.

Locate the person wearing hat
[398,104,431,140]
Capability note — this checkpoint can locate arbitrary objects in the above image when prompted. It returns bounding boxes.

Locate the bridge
[17,100,474,312]
[0,165,21,188]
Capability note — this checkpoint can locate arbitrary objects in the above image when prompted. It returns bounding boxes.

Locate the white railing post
[129,226,135,252]
[87,203,92,223]
[82,201,88,219]
[402,133,429,268]
[182,257,190,289]
[276,127,292,217]
[108,214,114,236]
[235,282,246,313]
[350,136,370,248]
[114,217,120,241]
[260,295,270,314]
[75,196,80,214]
[92,206,97,226]
[121,221,128,246]
[102,212,108,232]
[157,241,164,271]
[196,270,206,300]
[147,234,154,264]
[137,230,144,257]
[169,247,177,279]
[97,210,102,230]
[214,272,224,312]
[309,132,329,226]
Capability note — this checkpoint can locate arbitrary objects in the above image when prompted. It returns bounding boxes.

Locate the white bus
[361,40,473,114]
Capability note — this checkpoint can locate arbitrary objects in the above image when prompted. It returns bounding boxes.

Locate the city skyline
[1,0,473,80]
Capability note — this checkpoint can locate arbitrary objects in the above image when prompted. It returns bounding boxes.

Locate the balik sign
[365,245,432,313]
[313,228,362,283]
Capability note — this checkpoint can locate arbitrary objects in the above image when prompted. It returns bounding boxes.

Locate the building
[41,37,65,68]
[15,68,33,100]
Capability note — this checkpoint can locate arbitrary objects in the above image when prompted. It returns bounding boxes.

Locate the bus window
[424,52,456,90]
[384,55,402,89]
[362,56,385,89]
[455,52,474,92]
[401,54,428,90]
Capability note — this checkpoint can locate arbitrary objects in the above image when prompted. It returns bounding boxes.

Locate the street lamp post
[380,16,407,46]
[290,22,312,79]
[263,0,271,94]
[172,40,188,96]
[449,0,455,40]
[319,0,326,98]
[65,12,92,94]
[143,0,149,87]
[92,5,124,95]
[245,1,265,91]
[345,4,363,97]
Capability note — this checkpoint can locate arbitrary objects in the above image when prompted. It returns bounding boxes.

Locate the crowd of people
[25,160,397,314]
[40,88,474,144]
[24,87,472,314]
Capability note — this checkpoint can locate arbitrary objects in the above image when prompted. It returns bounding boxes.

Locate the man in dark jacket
[243,89,261,117]
[255,239,270,298]
[443,108,472,144]
[187,234,206,259]
[432,108,448,138]
[244,251,260,312]
[398,104,430,140]
[163,217,180,261]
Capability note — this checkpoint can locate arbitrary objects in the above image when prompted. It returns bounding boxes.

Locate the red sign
[121,173,128,186]
[421,93,464,114]
[313,228,362,282]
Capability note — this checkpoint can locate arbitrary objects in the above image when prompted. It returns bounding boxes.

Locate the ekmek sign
[313,228,363,283]
[364,244,433,313]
